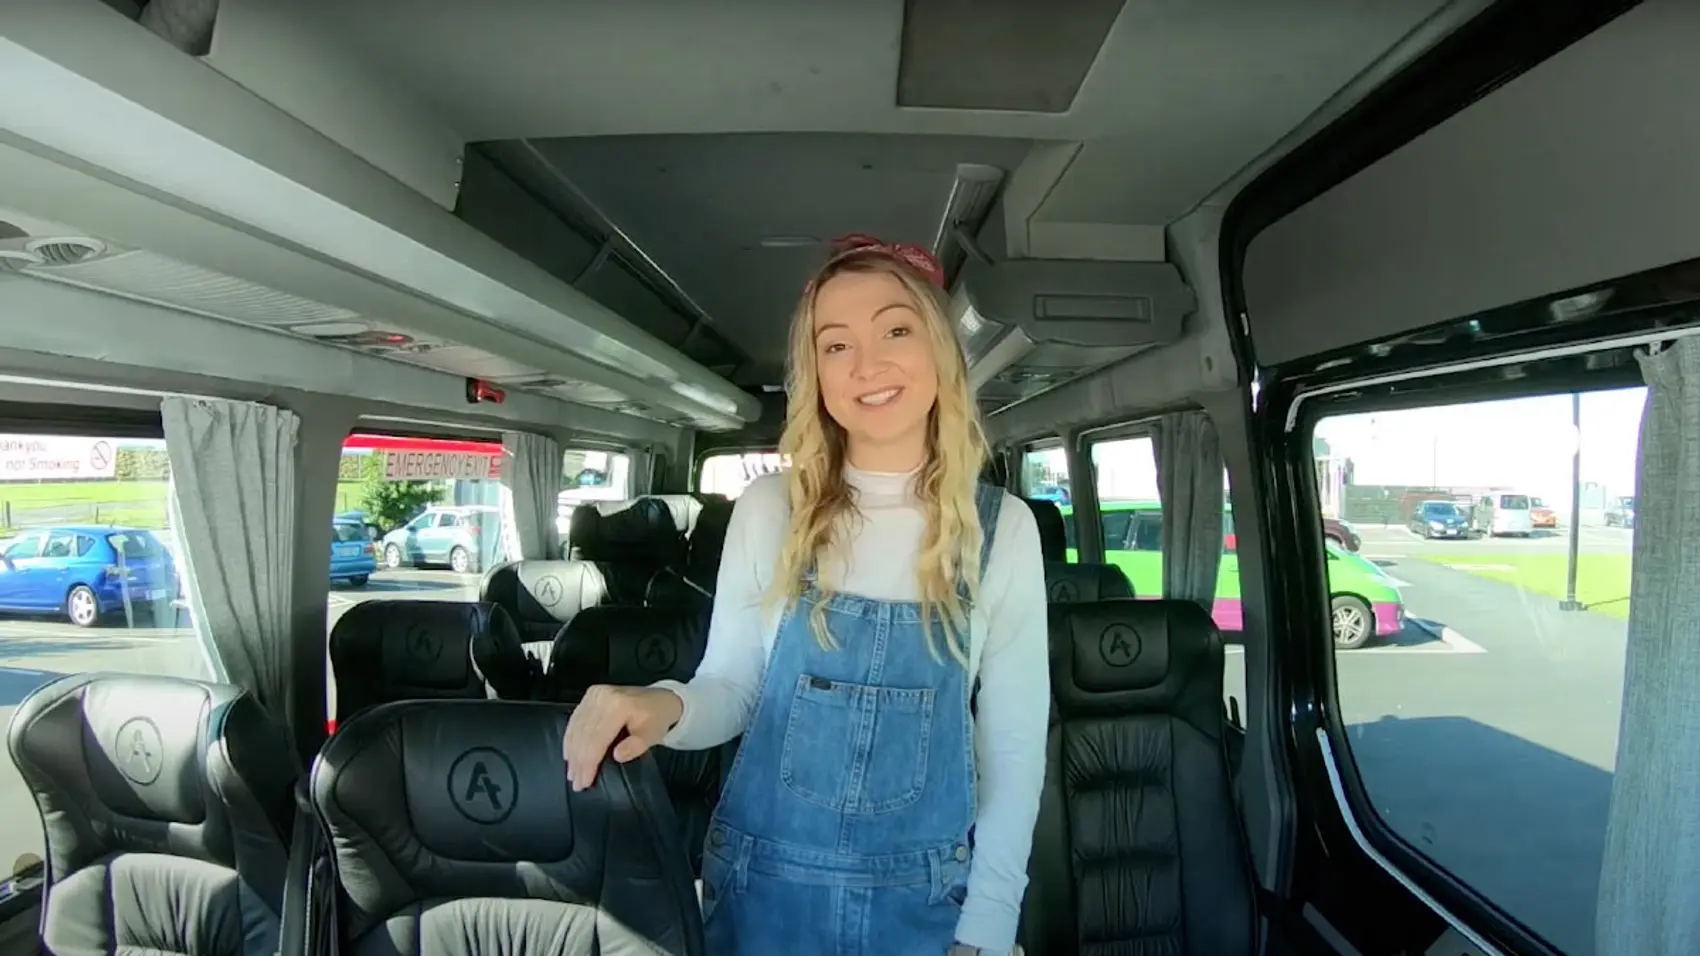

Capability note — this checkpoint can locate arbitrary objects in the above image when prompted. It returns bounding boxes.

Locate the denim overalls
[699,483,1004,956]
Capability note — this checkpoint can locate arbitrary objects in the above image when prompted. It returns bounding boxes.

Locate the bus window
[1314,387,1642,955]
[327,433,503,717]
[1018,444,1073,561]
[697,451,787,499]
[559,448,633,551]
[0,427,210,875]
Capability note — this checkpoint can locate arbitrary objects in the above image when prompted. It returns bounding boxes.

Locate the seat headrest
[687,496,734,575]
[311,699,700,945]
[546,604,711,700]
[646,494,704,537]
[1023,497,1068,562]
[508,559,609,624]
[7,673,298,880]
[1044,561,1134,602]
[328,600,496,719]
[1048,600,1223,729]
[569,497,685,563]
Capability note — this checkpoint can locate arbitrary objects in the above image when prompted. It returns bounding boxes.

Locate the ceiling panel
[525,132,1035,377]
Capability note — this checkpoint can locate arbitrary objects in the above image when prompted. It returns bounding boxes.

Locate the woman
[562,235,1049,956]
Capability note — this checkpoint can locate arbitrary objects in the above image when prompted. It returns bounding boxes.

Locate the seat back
[1022,600,1253,956]
[8,674,298,956]
[311,699,703,956]
[545,604,723,873]
[1043,561,1135,602]
[647,493,705,538]
[685,495,734,582]
[1023,497,1069,563]
[328,601,514,720]
[481,559,610,657]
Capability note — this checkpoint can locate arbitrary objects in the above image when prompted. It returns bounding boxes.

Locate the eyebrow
[813,302,916,339]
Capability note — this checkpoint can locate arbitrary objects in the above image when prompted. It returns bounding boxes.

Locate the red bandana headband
[816,233,947,290]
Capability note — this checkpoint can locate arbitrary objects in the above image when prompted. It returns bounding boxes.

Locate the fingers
[564,688,624,792]
[611,734,650,763]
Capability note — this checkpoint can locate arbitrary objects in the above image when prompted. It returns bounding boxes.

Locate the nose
[850,338,894,380]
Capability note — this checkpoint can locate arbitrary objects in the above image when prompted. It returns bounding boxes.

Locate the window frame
[1280,362,1654,954]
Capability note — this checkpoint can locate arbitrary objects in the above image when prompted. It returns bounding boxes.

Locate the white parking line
[1363,553,1406,560]
[1383,576,1414,588]
[1436,626,1488,654]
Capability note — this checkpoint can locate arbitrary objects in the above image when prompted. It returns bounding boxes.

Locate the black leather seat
[645,496,733,610]
[568,498,686,605]
[1021,600,1254,955]
[481,559,610,658]
[1043,561,1135,602]
[544,604,724,874]
[311,699,703,955]
[1021,496,1136,602]
[328,601,531,721]
[1022,496,1070,563]
[8,673,298,956]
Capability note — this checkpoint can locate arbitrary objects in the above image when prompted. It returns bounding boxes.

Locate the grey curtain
[161,397,298,712]
[499,430,562,564]
[1152,410,1225,608]
[1596,336,1700,955]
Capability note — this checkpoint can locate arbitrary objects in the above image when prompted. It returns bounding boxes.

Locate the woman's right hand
[562,684,684,791]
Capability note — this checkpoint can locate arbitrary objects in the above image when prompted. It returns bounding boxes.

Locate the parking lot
[1222,521,1631,955]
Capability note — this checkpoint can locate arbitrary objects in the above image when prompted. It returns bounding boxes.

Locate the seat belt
[279,778,316,956]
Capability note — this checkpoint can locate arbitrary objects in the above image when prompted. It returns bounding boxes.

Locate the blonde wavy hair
[766,250,989,665]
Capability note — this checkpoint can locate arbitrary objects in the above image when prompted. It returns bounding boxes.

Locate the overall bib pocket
[780,674,935,814]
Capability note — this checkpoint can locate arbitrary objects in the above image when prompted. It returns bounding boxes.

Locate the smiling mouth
[855,387,903,407]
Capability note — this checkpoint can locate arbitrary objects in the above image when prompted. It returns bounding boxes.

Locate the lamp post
[1560,391,1585,611]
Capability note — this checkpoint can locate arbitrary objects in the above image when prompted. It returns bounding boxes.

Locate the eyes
[820,323,914,356]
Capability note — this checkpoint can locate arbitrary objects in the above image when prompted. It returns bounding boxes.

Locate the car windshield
[1422,502,1463,517]
[1499,494,1531,509]
[331,522,367,543]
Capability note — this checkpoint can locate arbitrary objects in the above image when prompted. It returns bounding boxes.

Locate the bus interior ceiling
[4,1,1700,954]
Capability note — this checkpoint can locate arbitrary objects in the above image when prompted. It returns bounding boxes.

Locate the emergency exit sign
[383,450,499,481]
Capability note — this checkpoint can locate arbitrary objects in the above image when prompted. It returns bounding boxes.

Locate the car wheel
[450,546,472,574]
[349,574,370,587]
[66,585,101,628]
[384,544,404,570]
[1326,533,1345,549]
[1331,595,1374,650]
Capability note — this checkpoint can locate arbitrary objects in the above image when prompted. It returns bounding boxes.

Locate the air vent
[29,237,106,266]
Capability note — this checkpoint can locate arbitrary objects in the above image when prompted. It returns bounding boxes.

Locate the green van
[1059,500,1404,649]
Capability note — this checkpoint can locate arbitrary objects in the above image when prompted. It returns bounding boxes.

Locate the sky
[1027,385,1648,510]
[1318,386,1647,508]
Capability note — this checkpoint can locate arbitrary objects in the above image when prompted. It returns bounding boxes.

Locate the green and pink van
[1059,500,1405,649]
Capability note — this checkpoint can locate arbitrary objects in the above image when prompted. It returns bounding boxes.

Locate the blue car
[330,518,377,587]
[0,525,177,628]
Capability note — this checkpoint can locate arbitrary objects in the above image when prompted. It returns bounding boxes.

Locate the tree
[356,453,442,531]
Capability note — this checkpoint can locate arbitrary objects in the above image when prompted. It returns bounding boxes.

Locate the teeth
[857,388,901,406]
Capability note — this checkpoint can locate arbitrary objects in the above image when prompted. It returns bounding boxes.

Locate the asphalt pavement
[0,532,1636,953]
[1220,523,1630,956]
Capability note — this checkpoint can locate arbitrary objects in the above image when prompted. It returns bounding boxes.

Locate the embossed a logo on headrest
[1049,580,1078,602]
[636,634,677,675]
[448,747,518,824]
[406,624,442,663]
[534,574,564,608]
[1098,623,1142,668]
[115,717,164,785]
